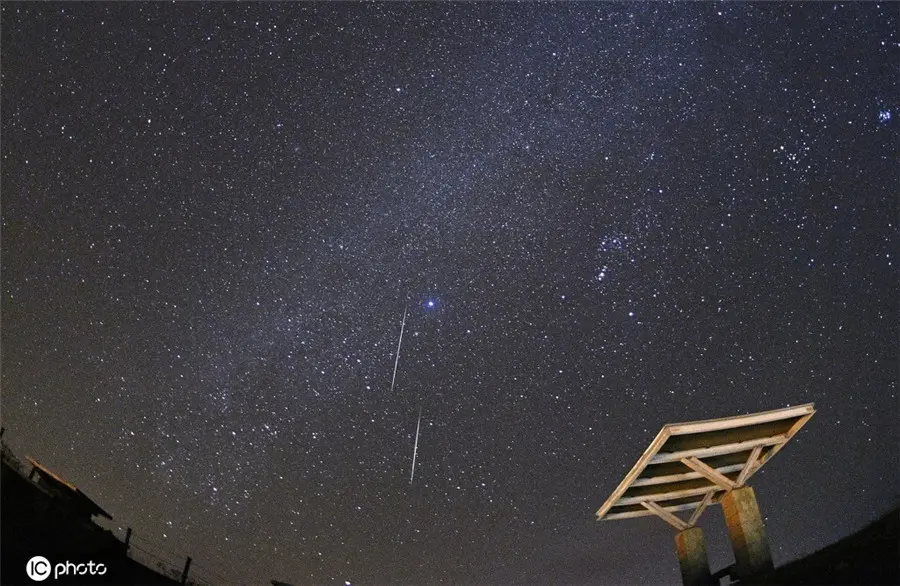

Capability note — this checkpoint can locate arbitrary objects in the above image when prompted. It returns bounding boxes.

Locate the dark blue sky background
[2,3,896,584]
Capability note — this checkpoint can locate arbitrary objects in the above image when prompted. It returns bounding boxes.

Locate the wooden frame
[595,404,815,529]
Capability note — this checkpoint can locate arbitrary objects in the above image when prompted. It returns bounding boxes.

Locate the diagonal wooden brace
[688,489,718,527]
[736,445,763,487]
[681,456,737,491]
[641,500,690,531]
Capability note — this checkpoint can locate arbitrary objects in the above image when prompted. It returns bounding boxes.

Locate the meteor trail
[389,307,407,393]
[410,406,422,485]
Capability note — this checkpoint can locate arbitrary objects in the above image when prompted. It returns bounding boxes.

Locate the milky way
[1,3,897,584]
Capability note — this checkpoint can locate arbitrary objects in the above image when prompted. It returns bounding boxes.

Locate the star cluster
[1,3,897,584]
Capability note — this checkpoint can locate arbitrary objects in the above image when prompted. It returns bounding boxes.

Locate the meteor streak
[410,406,422,485]
[389,308,407,393]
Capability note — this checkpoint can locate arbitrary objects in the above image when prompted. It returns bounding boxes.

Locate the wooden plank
[650,434,787,464]
[641,501,689,531]
[631,463,744,487]
[665,403,815,436]
[736,446,763,486]
[688,490,717,527]
[604,501,702,521]
[680,457,737,491]
[595,427,671,519]
[617,484,716,506]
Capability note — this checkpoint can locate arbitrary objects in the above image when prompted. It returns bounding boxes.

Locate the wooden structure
[26,456,113,521]
[595,403,815,585]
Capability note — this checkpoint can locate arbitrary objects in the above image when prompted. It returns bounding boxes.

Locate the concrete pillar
[721,486,773,582]
[674,527,713,586]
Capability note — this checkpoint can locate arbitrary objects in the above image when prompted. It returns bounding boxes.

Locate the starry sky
[1,3,897,585]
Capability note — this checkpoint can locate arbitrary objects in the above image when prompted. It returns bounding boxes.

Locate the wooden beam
[650,434,786,464]
[681,457,737,491]
[641,501,689,531]
[596,428,672,519]
[688,490,717,527]
[618,485,718,506]
[665,403,815,436]
[736,446,763,486]
[631,463,745,487]
[604,501,702,521]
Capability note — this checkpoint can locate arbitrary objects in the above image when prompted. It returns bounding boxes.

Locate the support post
[124,527,132,551]
[180,556,192,585]
[675,527,714,586]
[721,486,773,582]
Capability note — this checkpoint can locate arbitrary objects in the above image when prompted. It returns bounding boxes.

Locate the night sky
[1,3,897,585]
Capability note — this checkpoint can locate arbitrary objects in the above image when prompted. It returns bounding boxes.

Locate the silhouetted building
[1,443,181,585]
[26,456,113,523]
